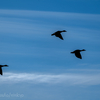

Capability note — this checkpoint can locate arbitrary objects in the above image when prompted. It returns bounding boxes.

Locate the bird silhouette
[0,65,8,75]
[51,30,67,40]
[71,49,86,59]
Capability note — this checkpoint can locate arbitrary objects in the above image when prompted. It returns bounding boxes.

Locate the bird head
[81,49,86,51]
[62,30,67,32]
[3,65,8,67]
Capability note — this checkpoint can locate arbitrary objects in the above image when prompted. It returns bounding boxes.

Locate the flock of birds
[51,30,86,58]
[0,30,86,75]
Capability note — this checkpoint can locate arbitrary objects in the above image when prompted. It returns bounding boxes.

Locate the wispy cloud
[1,72,100,86]
[0,9,100,45]
[0,9,100,21]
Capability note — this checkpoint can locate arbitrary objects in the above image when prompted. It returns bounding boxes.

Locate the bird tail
[51,33,55,36]
[71,52,74,53]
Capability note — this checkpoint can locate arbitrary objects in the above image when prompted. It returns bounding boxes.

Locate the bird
[0,65,8,75]
[51,30,67,40]
[71,49,86,59]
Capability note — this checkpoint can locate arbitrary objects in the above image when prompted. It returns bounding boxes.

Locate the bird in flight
[51,30,67,40]
[0,65,8,75]
[71,49,86,59]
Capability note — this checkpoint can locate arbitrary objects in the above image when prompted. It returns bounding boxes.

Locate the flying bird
[0,65,8,75]
[51,30,67,40]
[71,49,86,59]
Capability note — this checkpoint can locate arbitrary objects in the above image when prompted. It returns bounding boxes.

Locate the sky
[0,0,100,100]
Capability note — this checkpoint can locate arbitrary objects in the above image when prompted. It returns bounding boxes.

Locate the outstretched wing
[56,33,63,40]
[75,52,82,59]
[0,67,2,75]
[51,31,60,36]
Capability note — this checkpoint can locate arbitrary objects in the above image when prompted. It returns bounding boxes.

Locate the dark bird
[51,30,67,40]
[0,65,8,75]
[71,49,86,59]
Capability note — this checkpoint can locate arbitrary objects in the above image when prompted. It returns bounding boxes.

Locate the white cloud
[1,72,100,85]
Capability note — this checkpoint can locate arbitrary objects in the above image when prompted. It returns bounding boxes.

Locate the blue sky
[0,0,100,100]
[0,0,100,14]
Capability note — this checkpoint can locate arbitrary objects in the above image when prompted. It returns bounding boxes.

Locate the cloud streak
[0,9,100,21]
[1,72,100,86]
[0,9,100,39]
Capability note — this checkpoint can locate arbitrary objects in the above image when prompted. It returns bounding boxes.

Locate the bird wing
[75,52,82,59]
[51,31,60,35]
[0,67,2,75]
[57,33,63,40]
